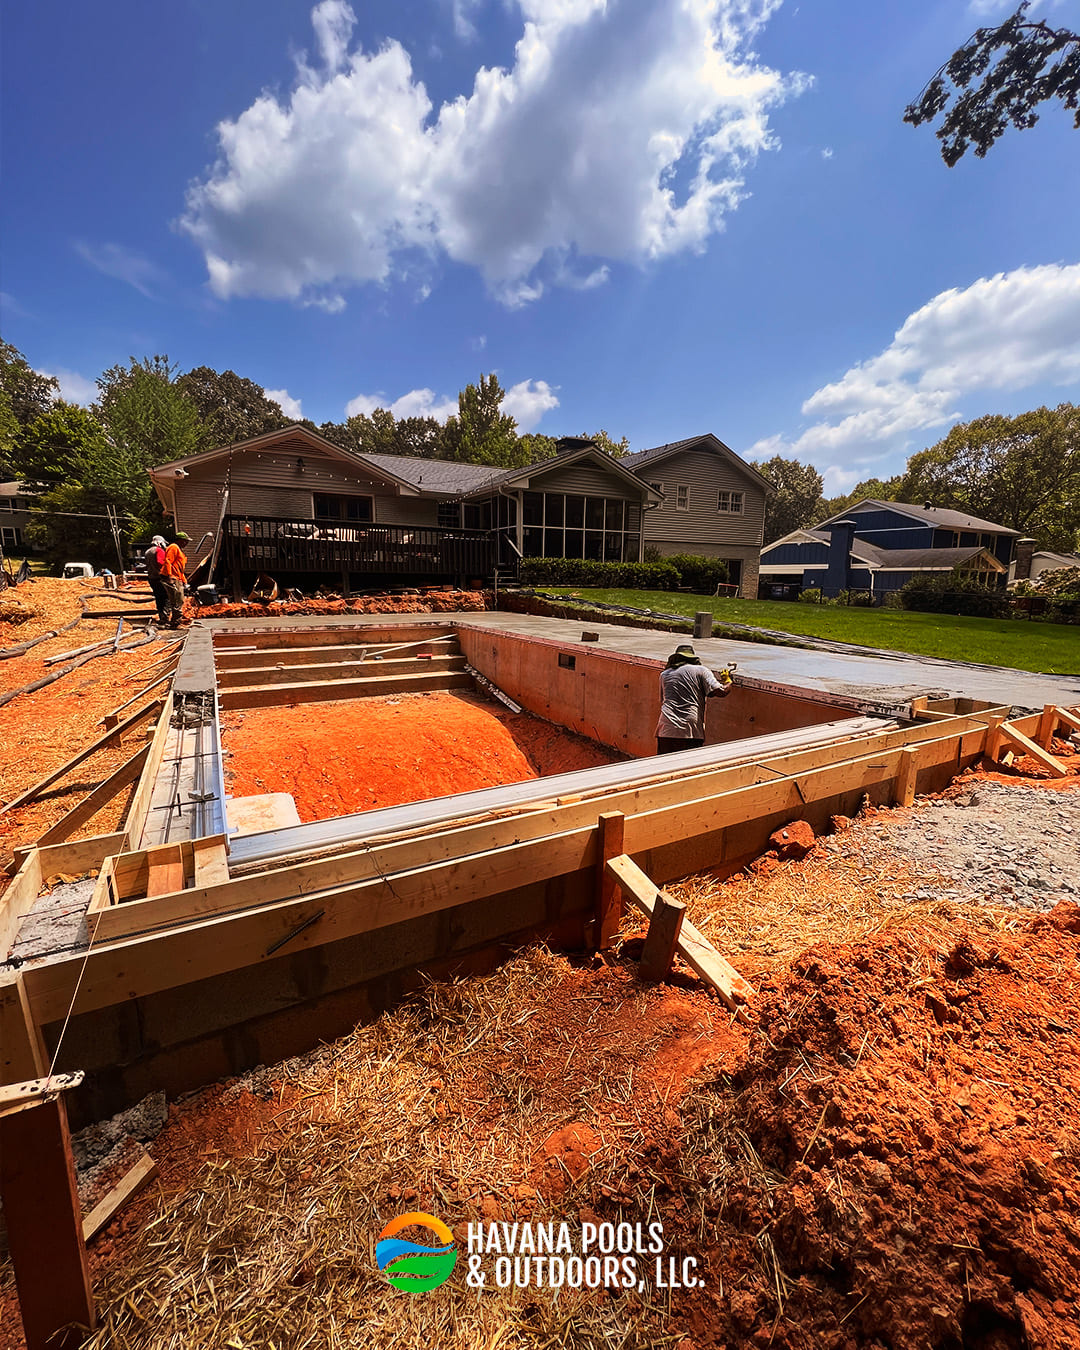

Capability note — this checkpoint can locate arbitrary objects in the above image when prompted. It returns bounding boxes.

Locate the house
[1007,544,1080,586]
[758,500,1021,600]
[148,425,663,593]
[621,434,770,598]
[0,482,43,559]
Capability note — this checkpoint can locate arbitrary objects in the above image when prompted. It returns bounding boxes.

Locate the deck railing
[221,515,494,581]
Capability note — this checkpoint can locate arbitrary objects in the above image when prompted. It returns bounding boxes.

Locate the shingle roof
[360,453,501,494]
[1034,550,1080,568]
[867,546,998,571]
[622,437,706,469]
[832,499,1021,536]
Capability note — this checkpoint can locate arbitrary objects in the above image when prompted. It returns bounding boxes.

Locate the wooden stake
[998,723,1070,778]
[894,745,918,808]
[82,1151,158,1242]
[594,811,625,949]
[639,891,686,981]
[0,1096,96,1350]
[1036,704,1058,749]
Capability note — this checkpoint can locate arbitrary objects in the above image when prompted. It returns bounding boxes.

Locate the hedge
[661,554,729,592]
[898,573,1012,618]
[519,557,680,589]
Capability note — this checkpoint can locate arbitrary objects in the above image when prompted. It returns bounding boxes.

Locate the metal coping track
[228,714,890,868]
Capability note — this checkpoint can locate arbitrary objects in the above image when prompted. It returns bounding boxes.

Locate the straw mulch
[71,947,735,1350]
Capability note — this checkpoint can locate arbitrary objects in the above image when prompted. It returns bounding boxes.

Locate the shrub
[519,557,680,590]
[899,572,1011,618]
[798,587,823,604]
[662,554,729,593]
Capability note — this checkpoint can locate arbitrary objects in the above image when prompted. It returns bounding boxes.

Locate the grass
[542,588,1080,674]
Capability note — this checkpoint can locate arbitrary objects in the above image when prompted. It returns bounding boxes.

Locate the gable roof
[1032,550,1080,568]
[459,442,662,501]
[361,453,501,494]
[622,433,773,493]
[818,498,1021,537]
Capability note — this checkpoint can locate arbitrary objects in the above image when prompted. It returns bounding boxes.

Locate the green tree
[14,402,113,487]
[95,355,207,468]
[899,405,1080,550]
[0,340,59,479]
[442,374,520,467]
[516,433,558,463]
[583,429,630,458]
[759,454,824,544]
[905,3,1080,165]
[176,366,289,446]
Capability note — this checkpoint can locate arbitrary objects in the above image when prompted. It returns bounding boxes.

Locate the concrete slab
[227,792,302,836]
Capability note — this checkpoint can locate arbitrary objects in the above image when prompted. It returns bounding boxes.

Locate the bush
[798,587,823,604]
[899,572,1011,618]
[662,554,729,593]
[520,557,680,590]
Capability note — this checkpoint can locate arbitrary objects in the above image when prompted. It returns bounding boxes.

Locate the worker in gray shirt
[655,644,732,754]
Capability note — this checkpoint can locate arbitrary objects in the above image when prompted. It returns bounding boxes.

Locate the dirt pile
[222,691,623,819]
[674,903,1080,1349]
[191,589,489,620]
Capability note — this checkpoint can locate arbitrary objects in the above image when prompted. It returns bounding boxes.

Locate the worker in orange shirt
[160,531,190,629]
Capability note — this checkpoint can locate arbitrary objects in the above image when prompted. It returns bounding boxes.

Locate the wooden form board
[123,701,179,848]
[218,669,473,709]
[34,744,150,849]
[81,1151,158,1242]
[29,719,992,1026]
[606,853,753,1009]
[84,714,990,943]
[216,655,466,687]
[214,635,459,670]
[210,624,454,650]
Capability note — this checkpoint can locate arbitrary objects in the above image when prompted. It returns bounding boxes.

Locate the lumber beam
[1,699,162,815]
[0,1072,85,1121]
[605,854,753,1009]
[1055,706,1080,734]
[998,723,1070,778]
[0,850,44,961]
[0,975,48,1083]
[81,1151,158,1242]
[218,669,473,709]
[594,811,625,949]
[193,836,230,888]
[34,744,150,850]
[0,1096,96,1350]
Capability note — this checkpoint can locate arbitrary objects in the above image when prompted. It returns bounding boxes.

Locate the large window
[314,493,373,522]
[1,526,21,548]
[437,501,461,529]
[717,490,744,514]
[519,492,639,561]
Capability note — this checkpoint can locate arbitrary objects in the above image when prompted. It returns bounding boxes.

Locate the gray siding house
[149,425,662,592]
[0,482,43,559]
[622,435,769,598]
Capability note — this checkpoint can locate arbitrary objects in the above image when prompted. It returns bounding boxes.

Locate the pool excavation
[2,605,1080,1349]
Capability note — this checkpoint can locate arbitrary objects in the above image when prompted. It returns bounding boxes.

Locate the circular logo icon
[376,1211,458,1292]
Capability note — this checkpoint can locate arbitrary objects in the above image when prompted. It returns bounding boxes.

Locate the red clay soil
[190,588,488,620]
[222,691,623,819]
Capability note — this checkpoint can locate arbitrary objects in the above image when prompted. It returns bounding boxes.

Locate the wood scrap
[81,1151,159,1242]
[998,722,1069,778]
[0,1072,86,1122]
[0,630,157,712]
[33,743,151,848]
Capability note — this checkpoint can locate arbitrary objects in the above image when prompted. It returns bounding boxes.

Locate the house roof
[361,454,500,494]
[622,433,773,493]
[1032,550,1080,568]
[458,442,663,502]
[868,546,1005,572]
[819,499,1021,537]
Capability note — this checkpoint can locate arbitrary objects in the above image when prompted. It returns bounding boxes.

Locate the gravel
[823,779,1080,913]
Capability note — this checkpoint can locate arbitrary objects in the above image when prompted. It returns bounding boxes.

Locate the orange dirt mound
[222,691,623,819]
[191,590,488,620]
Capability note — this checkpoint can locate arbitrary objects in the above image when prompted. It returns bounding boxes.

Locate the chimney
[823,518,856,597]
[555,437,595,456]
[1013,537,1037,582]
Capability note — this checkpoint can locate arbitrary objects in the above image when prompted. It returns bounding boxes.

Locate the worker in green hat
[655,643,733,754]
[160,531,191,629]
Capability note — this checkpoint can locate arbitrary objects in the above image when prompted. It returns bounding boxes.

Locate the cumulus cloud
[500,378,560,431]
[74,241,167,299]
[345,376,560,429]
[345,387,460,421]
[37,368,97,406]
[748,262,1080,492]
[181,0,806,309]
[265,388,303,419]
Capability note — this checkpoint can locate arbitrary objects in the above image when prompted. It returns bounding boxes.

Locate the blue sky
[3,0,1079,492]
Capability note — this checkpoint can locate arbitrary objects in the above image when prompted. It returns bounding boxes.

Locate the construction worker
[160,531,190,629]
[655,643,733,754]
[143,534,169,625]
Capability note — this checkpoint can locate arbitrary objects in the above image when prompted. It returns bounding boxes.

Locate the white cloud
[344,375,560,429]
[265,388,303,419]
[181,0,807,308]
[345,387,460,421]
[37,368,97,406]
[820,146,833,159]
[74,241,167,299]
[748,262,1080,493]
[500,378,560,431]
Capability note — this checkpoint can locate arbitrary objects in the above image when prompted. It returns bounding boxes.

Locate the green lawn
[542,588,1080,674]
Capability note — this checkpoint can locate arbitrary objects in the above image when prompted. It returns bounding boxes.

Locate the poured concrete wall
[456,626,848,757]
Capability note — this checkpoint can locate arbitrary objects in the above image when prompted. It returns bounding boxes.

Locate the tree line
[760,403,1080,555]
[0,341,626,566]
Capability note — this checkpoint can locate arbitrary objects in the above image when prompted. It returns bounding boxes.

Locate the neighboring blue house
[758,500,1020,600]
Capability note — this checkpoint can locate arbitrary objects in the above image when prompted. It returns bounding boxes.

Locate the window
[650,482,663,496]
[980,533,994,548]
[717,490,744,514]
[1,526,21,548]
[676,485,690,511]
[313,493,373,522]
[437,501,461,529]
